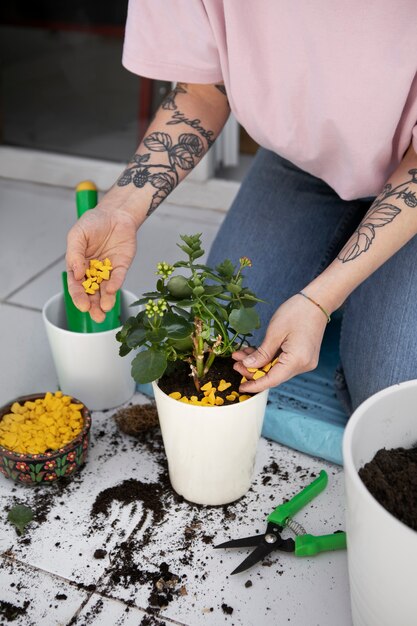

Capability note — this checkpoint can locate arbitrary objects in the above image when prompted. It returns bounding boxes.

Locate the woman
[66,1,417,412]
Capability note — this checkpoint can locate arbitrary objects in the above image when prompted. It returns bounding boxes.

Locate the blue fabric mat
[137,317,348,465]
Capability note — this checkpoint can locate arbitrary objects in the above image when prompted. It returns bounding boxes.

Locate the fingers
[66,225,88,281]
[66,269,91,313]
[238,351,295,394]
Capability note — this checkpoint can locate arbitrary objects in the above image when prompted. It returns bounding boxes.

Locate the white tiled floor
[0,178,352,625]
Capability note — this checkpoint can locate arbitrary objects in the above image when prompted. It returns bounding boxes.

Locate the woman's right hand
[65,206,138,322]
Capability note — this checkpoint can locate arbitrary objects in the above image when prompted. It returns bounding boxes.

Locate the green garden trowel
[62,181,121,333]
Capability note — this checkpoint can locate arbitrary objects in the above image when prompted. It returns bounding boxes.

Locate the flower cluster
[145,298,168,319]
[239,256,252,268]
[156,262,174,279]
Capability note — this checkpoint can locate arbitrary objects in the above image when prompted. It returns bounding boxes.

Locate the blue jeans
[207,148,417,412]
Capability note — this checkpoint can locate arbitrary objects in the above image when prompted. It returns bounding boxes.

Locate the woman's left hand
[232,294,329,393]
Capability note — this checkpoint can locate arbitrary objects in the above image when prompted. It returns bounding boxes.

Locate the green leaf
[201,285,224,297]
[140,291,161,299]
[164,313,193,339]
[216,259,235,279]
[35,463,43,473]
[228,307,260,334]
[226,282,242,295]
[167,298,194,307]
[126,327,147,348]
[116,316,138,342]
[214,304,229,321]
[146,327,167,343]
[131,349,167,384]
[7,505,34,535]
[177,243,194,256]
[172,306,192,318]
[190,249,205,260]
[173,261,189,268]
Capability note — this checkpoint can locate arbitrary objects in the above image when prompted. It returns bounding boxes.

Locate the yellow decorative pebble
[247,367,258,373]
[200,382,213,392]
[253,370,266,380]
[239,395,251,402]
[82,258,113,294]
[0,392,84,455]
[179,397,189,403]
[241,376,248,383]
[262,362,272,372]
[271,357,280,366]
[169,392,182,400]
[215,397,224,406]
[226,394,237,402]
[207,390,216,405]
[217,380,231,392]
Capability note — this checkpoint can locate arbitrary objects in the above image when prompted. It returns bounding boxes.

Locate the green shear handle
[268,470,328,527]
[295,532,347,556]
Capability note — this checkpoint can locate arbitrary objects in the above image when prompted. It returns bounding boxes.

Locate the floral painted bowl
[0,393,91,485]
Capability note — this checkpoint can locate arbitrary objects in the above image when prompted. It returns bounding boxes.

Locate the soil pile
[359,446,417,531]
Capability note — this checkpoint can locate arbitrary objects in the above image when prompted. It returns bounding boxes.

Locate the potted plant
[117,233,269,505]
[343,380,417,626]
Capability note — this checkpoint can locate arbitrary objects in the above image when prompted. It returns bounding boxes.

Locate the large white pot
[343,380,417,626]
[42,290,137,411]
[153,381,269,505]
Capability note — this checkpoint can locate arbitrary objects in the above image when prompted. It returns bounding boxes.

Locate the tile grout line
[1,550,188,626]
[3,254,66,302]
[1,301,42,313]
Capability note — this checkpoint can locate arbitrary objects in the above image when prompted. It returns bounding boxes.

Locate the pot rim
[0,392,91,462]
[42,290,138,337]
[151,380,268,410]
[343,379,417,536]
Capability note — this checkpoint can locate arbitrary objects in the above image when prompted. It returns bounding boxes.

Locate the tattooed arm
[232,143,417,393]
[66,82,230,321]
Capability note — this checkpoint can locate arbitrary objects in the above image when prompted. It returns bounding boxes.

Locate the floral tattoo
[117,132,204,215]
[117,81,227,215]
[338,169,417,262]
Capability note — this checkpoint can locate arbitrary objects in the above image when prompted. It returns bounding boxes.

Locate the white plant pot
[42,290,137,411]
[153,381,269,505]
[343,380,417,626]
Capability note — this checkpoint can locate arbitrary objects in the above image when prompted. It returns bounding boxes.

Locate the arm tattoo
[117,131,205,216]
[161,82,188,111]
[338,168,417,263]
[166,110,215,147]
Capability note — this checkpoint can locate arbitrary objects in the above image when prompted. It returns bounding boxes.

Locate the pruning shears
[214,470,347,575]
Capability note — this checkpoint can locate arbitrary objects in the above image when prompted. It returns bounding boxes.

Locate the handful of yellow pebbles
[82,258,113,295]
[0,392,84,455]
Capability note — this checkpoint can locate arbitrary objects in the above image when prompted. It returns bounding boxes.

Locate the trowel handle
[267,470,328,527]
[76,181,98,217]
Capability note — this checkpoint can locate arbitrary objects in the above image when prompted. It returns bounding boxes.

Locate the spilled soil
[359,446,417,531]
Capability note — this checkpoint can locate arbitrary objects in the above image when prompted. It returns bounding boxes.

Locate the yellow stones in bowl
[0,392,84,455]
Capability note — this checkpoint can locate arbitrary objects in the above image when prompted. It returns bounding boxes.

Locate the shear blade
[214,535,261,549]
[230,543,273,575]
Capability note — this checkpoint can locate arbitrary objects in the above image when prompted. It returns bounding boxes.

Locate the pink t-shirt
[123,0,417,200]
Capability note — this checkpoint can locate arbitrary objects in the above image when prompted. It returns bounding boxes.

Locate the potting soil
[359,446,417,531]
[158,356,247,403]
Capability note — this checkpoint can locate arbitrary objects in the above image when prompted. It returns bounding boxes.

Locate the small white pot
[153,381,269,505]
[42,290,137,411]
[343,380,417,626]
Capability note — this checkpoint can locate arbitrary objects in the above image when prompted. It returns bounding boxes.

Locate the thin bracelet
[298,291,331,324]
